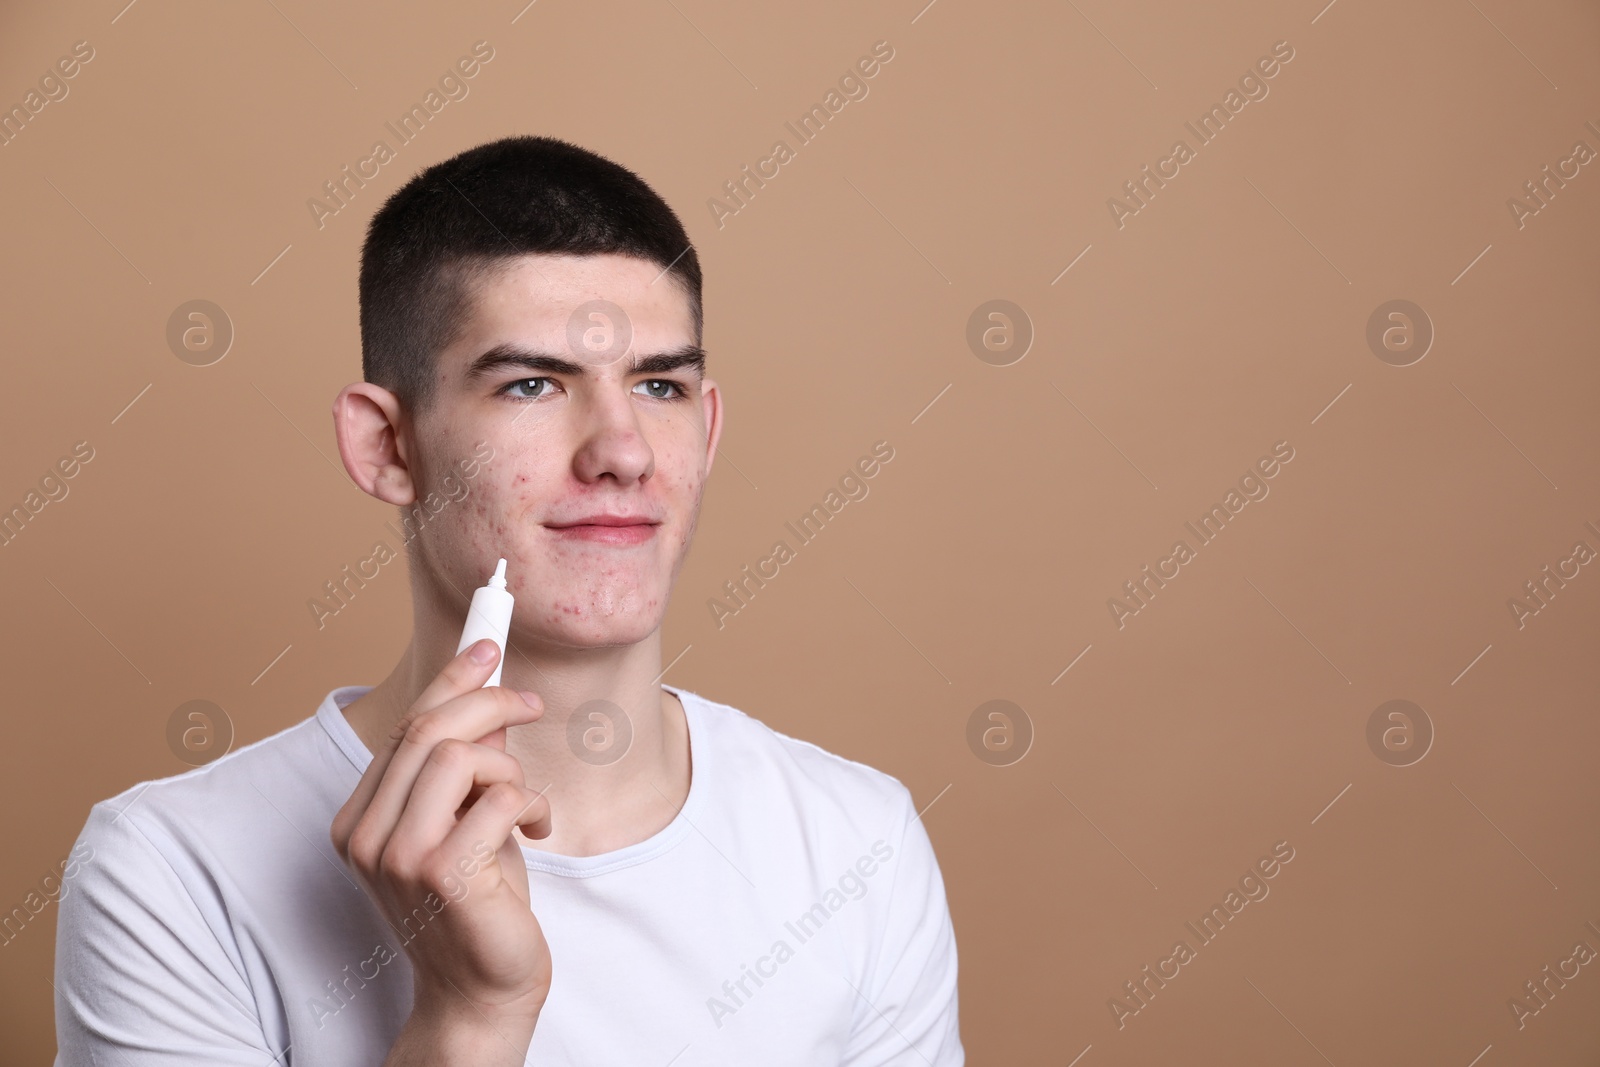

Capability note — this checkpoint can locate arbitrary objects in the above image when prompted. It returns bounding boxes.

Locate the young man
[54,135,963,1065]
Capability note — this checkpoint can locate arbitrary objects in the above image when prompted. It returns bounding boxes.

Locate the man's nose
[571,390,654,484]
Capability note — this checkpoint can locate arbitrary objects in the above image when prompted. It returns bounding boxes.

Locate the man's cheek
[435,484,510,556]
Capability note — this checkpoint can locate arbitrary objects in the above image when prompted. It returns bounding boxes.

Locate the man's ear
[699,375,724,479]
[331,382,417,505]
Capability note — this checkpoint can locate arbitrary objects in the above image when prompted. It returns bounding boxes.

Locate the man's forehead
[482,252,674,299]
[449,252,698,376]
[468,252,692,332]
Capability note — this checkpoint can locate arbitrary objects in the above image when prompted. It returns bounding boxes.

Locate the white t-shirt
[53,683,963,1065]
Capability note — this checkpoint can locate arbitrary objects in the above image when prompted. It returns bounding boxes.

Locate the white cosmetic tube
[454,557,515,688]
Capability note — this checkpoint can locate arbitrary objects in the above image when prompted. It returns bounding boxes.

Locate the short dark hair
[359,135,703,414]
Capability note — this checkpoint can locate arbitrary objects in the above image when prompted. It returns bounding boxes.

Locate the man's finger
[444,782,553,880]
[414,638,512,717]
[332,640,539,855]
[354,686,540,859]
[385,741,527,859]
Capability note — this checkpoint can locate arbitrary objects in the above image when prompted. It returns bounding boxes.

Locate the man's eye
[502,377,555,400]
[635,379,686,400]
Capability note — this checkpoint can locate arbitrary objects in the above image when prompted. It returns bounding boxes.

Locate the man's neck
[340,623,692,860]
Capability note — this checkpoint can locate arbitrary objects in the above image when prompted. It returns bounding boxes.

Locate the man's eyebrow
[463,342,706,381]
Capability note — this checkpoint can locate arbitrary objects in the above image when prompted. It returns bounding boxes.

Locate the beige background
[3,0,1598,1063]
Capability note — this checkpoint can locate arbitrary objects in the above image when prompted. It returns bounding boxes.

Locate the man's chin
[528,614,662,651]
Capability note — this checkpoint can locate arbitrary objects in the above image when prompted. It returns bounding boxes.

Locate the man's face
[408,252,719,650]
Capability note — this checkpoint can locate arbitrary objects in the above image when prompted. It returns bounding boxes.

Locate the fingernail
[519,690,542,710]
[470,639,498,664]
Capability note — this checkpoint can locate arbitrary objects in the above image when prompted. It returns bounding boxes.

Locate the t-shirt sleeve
[54,797,282,1066]
[840,784,964,1066]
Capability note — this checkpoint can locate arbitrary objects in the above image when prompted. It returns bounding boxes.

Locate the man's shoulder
[678,686,916,828]
[76,694,350,865]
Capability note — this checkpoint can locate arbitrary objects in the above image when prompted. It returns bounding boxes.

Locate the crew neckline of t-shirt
[315,682,706,879]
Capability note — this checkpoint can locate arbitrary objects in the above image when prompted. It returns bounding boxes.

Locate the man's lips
[544,515,661,528]
[542,515,661,545]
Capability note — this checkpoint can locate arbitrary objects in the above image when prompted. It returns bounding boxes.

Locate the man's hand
[330,639,553,1066]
